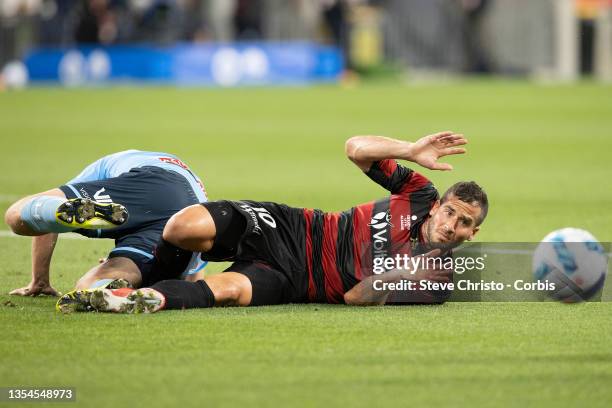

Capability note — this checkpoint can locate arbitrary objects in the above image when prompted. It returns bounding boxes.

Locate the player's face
[426,195,481,245]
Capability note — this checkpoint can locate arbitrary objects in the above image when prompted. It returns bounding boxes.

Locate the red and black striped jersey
[303,159,439,303]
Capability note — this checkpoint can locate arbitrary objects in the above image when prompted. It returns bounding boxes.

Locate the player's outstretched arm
[345,131,468,172]
[9,234,61,297]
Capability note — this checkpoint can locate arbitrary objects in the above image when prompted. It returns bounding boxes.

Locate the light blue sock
[90,279,115,289]
[20,196,73,233]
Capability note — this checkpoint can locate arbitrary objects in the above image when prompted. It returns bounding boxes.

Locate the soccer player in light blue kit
[4,150,208,297]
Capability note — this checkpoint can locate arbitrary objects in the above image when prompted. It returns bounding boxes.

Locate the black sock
[150,280,216,309]
[147,238,193,285]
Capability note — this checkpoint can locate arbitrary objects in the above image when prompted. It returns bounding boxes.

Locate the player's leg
[150,201,245,283]
[148,262,290,310]
[162,204,218,252]
[56,262,292,313]
[162,200,247,252]
[185,270,205,282]
[134,272,253,310]
[74,256,143,290]
[56,271,249,314]
[4,188,127,236]
[56,256,144,313]
[4,188,68,235]
[56,227,175,312]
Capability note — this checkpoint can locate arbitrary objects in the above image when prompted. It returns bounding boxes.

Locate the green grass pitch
[0,81,611,407]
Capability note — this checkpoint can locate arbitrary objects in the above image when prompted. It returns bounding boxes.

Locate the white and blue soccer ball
[532,228,608,303]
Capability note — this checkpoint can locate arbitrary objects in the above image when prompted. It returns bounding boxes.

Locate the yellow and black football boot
[55,198,128,229]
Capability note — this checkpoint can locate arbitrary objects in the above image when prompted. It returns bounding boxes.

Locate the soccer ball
[532,228,608,303]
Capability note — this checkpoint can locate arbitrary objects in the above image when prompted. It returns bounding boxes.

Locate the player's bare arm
[5,188,68,296]
[9,234,61,297]
[345,131,468,172]
[343,249,451,306]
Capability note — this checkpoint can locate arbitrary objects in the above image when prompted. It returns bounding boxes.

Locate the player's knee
[216,282,242,303]
[205,273,252,306]
[211,280,247,306]
[74,274,116,290]
[4,204,24,234]
[74,275,93,290]
[162,213,191,247]
[4,207,16,230]
[75,258,142,290]
[163,205,213,251]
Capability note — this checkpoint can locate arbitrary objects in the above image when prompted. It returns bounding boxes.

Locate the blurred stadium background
[1,1,611,407]
[2,0,612,86]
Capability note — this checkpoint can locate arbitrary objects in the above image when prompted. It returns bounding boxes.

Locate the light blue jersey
[66,150,207,203]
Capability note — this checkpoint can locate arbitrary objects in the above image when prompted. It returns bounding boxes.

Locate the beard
[424,218,460,252]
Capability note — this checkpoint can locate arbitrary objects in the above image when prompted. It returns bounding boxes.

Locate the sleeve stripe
[398,172,431,194]
[366,160,432,195]
[377,159,397,178]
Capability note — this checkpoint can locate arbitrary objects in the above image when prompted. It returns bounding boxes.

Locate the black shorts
[223,261,294,306]
[59,166,202,283]
[202,200,309,304]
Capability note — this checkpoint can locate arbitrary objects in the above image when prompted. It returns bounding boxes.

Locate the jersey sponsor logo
[93,188,113,204]
[369,211,392,262]
[368,211,393,230]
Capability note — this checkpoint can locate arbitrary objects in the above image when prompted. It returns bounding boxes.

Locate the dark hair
[441,181,488,225]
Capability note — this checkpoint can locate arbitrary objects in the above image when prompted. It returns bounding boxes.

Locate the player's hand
[417,267,452,283]
[409,131,467,171]
[400,249,452,282]
[9,281,61,297]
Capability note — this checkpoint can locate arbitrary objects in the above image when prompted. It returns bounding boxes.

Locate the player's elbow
[343,290,379,306]
[343,290,360,305]
[345,136,364,162]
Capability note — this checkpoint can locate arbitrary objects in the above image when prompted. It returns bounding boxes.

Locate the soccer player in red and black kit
[59,131,488,313]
